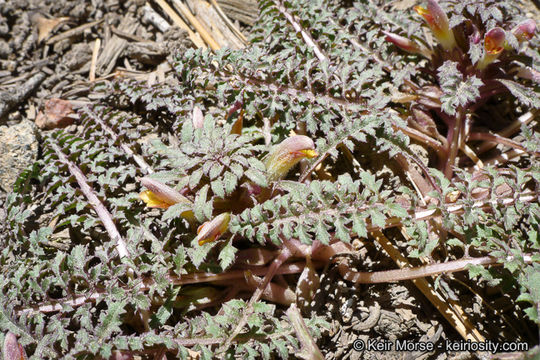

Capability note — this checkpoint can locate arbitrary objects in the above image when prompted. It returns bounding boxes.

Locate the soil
[0,0,538,359]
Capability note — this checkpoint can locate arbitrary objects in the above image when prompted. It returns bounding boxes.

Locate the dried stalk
[153,0,206,49]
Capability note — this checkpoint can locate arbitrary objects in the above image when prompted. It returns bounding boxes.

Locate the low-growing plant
[1,0,539,358]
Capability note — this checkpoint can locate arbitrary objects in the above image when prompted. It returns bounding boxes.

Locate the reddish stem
[50,142,130,258]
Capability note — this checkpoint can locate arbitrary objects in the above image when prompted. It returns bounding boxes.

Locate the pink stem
[50,142,130,258]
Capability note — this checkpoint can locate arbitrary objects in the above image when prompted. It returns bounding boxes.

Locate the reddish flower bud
[515,66,540,83]
[469,24,481,44]
[383,31,432,58]
[512,19,536,42]
[414,0,456,50]
[139,177,195,220]
[484,27,506,55]
[2,333,27,360]
[196,212,231,246]
[192,105,204,129]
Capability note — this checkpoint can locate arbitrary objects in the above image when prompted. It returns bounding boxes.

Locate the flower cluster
[384,0,536,71]
[139,135,318,246]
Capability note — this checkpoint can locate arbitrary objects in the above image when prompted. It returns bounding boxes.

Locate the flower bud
[3,332,27,360]
[196,212,231,246]
[265,135,318,182]
[477,27,506,70]
[468,23,481,44]
[414,0,456,50]
[515,66,540,83]
[484,27,506,55]
[192,105,204,129]
[383,31,432,58]
[139,177,192,209]
[512,19,536,42]
[139,177,195,221]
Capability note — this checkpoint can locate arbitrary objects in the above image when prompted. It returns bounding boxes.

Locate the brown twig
[220,242,294,352]
[46,19,104,44]
[475,110,537,155]
[16,261,312,315]
[0,72,46,119]
[468,131,540,157]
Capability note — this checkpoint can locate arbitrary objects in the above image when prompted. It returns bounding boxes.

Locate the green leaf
[369,208,386,229]
[245,169,268,187]
[162,202,192,221]
[96,300,126,340]
[218,240,237,270]
[386,201,407,218]
[352,213,367,238]
[193,184,210,222]
[211,179,226,198]
[497,79,540,108]
[315,218,330,244]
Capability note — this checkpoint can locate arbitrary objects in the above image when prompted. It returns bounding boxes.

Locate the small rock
[0,120,38,192]
[35,98,75,129]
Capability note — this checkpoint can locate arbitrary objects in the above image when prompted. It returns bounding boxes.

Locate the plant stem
[444,108,465,179]
[286,303,325,360]
[468,132,540,157]
[50,142,130,258]
[220,243,293,352]
[337,254,534,283]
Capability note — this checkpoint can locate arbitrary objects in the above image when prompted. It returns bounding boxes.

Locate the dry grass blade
[210,0,248,44]
[153,0,207,49]
[89,38,101,82]
[216,0,258,26]
[186,0,245,49]
[46,19,104,44]
[171,0,221,50]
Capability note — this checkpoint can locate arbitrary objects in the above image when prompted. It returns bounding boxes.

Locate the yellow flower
[414,0,456,51]
[139,190,174,209]
[139,177,195,221]
[196,213,231,246]
[265,135,318,182]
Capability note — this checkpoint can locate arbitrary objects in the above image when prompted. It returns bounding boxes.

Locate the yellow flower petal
[197,213,231,246]
[139,190,172,209]
[299,149,318,158]
[265,135,318,182]
[414,1,456,50]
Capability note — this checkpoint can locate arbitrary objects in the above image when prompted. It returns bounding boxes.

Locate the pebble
[0,119,38,192]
